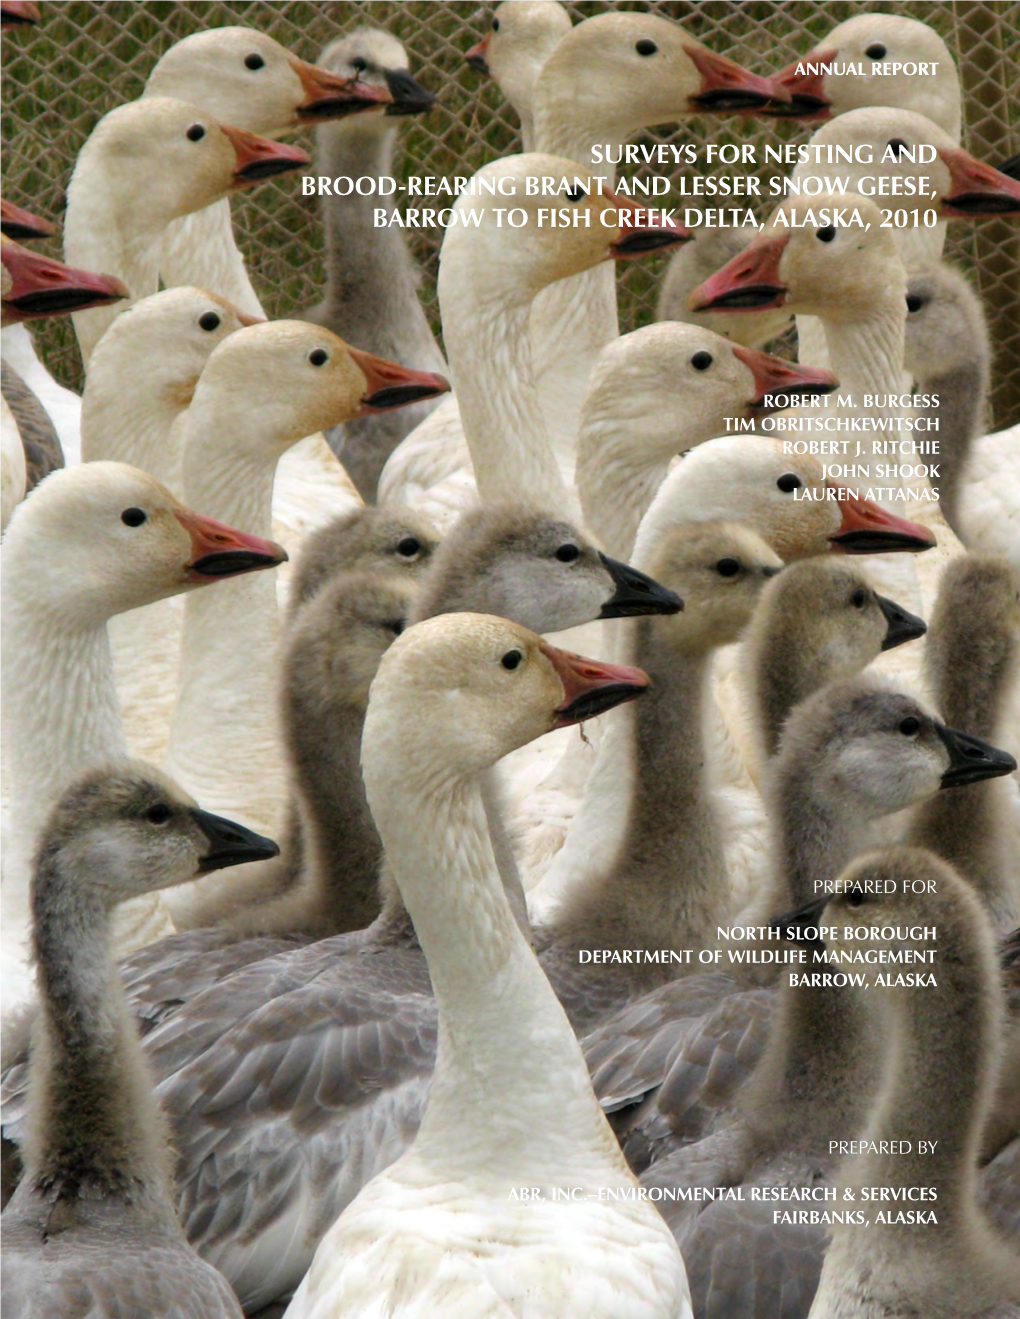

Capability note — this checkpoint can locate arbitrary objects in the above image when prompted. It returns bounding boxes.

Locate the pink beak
[1,1,40,26]
[220,123,311,189]
[690,234,790,311]
[175,508,288,582]
[1,242,129,320]
[938,146,1020,217]
[763,50,837,119]
[827,485,937,554]
[347,346,451,414]
[732,344,838,408]
[538,640,651,729]
[683,44,790,114]
[290,57,394,121]
[0,199,55,241]
[465,32,491,74]
[606,191,692,258]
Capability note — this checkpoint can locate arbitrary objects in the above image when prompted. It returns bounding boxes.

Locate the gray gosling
[0,764,277,1319]
[302,28,446,500]
[285,502,440,617]
[631,679,1015,1319]
[908,554,1020,930]
[657,222,794,350]
[802,849,1020,1319]
[535,522,781,1031]
[742,556,926,760]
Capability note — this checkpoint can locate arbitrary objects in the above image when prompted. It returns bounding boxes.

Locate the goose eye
[145,802,172,824]
[899,716,921,736]
[865,43,887,59]
[776,472,802,493]
[846,889,866,908]
[817,226,836,243]
[691,351,713,371]
[888,138,909,158]
[198,311,221,332]
[851,588,868,609]
[715,557,741,577]
[906,294,924,313]
[635,39,658,56]
[555,543,581,563]
[492,16,500,31]
[397,536,421,557]
[351,56,368,72]
[244,53,265,70]
[385,618,405,636]
[566,186,587,202]
[121,507,147,527]
[501,649,523,670]
[186,124,206,142]
[309,348,329,366]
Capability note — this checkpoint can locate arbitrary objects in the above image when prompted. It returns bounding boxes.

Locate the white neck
[378,762,630,1185]
[163,423,285,833]
[1,602,125,904]
[159,202,265,319]
[576,415,676,561]
[440,263,579,519]
[81,374,185,492]
[821,297,925,611]
[527,117,623,473]
[64,187,166,367]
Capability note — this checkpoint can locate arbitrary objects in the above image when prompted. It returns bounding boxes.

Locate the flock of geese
[1,2,1019,1316]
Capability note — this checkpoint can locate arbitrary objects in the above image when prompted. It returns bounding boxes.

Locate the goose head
[186,321,450,450]
[285,570,417,713]
[634,436,936,563]
[36,763,279,909]
[767,14,961,139]
[903,263,991,383]
[363,613,650,781]
[581,321,836,462]
[1,237,128,324]
[776,676,1017,821]
[466,2,572,120]
[775,849,996,1004]
[87,286,260,414]
[289,505,441,612]
[144,27,393,129]
[68,98,310,229]
[442,153,689,300]
[0,199,55,241]
[317,27,436,119]
[751,557,926,673]
[657,223,795,349]
[533,11,784,139]
[793,109,1020,218]
[1,462,286,624]
[638,521,783,650]
[690,194,906,322]
[411,503,681,633]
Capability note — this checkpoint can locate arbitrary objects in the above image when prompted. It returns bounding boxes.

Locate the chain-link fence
[3,1,1019,425]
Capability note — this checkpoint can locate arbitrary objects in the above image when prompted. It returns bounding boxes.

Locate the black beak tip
[383,68,437,116]
[192,807,281,873]
[598,553,684,618]
[465,53,489,74]
[190,550,286,577]
[937,723,1018,789]
[876,595,927,651]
